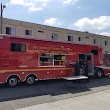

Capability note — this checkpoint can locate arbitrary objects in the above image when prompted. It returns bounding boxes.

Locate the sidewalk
[16,89,110,110]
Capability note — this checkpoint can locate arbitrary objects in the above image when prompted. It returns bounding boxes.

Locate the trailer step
[62,75,88,80]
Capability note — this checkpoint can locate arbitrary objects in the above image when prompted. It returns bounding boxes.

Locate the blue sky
[1,0,110,36]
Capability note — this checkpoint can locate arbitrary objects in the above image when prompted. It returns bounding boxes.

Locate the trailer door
[79,53,94,76]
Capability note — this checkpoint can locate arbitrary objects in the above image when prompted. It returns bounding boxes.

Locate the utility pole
[0,3,6,34]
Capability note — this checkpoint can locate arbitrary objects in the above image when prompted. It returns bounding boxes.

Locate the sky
[1,0,110,36]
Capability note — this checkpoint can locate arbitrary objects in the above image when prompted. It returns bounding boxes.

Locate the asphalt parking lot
[0,77,110,110]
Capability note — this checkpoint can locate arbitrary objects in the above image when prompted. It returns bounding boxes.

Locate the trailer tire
[95,69,104,78]
[25,75,36,85]
[7,76,19,87]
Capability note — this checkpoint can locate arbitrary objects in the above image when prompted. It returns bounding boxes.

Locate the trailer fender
[6,74,21,83]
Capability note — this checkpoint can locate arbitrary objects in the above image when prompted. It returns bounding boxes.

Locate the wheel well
[25,74,37,80]
[94,68,104,77]
[95,68,104,73]
[6,75,21,83]
[99,68,104,75]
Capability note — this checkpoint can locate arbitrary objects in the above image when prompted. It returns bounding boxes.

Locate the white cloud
[99,32,110,37]
[44,17,61,26]
[74,16,110,31]
[62,0,78,5]
[8,0,78,11]
[9,0,50,11]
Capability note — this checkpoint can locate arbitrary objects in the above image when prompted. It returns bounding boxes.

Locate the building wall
[2,18,110,53]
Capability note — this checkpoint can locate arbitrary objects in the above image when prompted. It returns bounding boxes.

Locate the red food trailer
[0,34,109,87]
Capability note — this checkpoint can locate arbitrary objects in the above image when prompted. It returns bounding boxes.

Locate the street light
[0,3,6,34]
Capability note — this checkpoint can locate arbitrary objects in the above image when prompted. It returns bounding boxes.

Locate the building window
[25,30,32,36]
[68,36,73,42]
[105,40,108,45]
[52,33,58,40]
[93,39,98,44]
[78,37,82,41]
[10,43,26,52]
[6,27,16,35]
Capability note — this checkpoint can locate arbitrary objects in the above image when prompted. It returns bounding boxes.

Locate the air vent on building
[85,37,89,39]
[38,30,44,33]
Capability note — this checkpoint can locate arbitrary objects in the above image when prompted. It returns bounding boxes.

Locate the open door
[79,53,94,76]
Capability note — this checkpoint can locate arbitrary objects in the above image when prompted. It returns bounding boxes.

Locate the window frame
[51,33,58,40]
[68,35,73,42]
[10,43,26,52]
[39,53,66,67]
[25,29,32,36]
[6,27,16,35]
[93,39,98,44]
[78,37,82,41]
[54,54,66,66]
[105,40,108,45]
[39,53,53,67]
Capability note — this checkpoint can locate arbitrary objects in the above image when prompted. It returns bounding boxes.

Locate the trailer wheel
[95,69,104,78]
[7,76,18,87]
[25,75,35,85]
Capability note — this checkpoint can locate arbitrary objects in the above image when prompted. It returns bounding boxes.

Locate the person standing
[84,61,89,82]
[84,61,88,76]
[74,62,80,76]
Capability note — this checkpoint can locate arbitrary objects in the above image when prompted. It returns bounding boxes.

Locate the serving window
[54,55,66,66]
[39,53,66,67]
[39,53,53,66]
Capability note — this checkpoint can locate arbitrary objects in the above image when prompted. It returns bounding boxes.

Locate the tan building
[1,18,110,53]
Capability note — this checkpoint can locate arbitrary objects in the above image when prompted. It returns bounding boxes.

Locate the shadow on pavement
[0,77,110,102]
